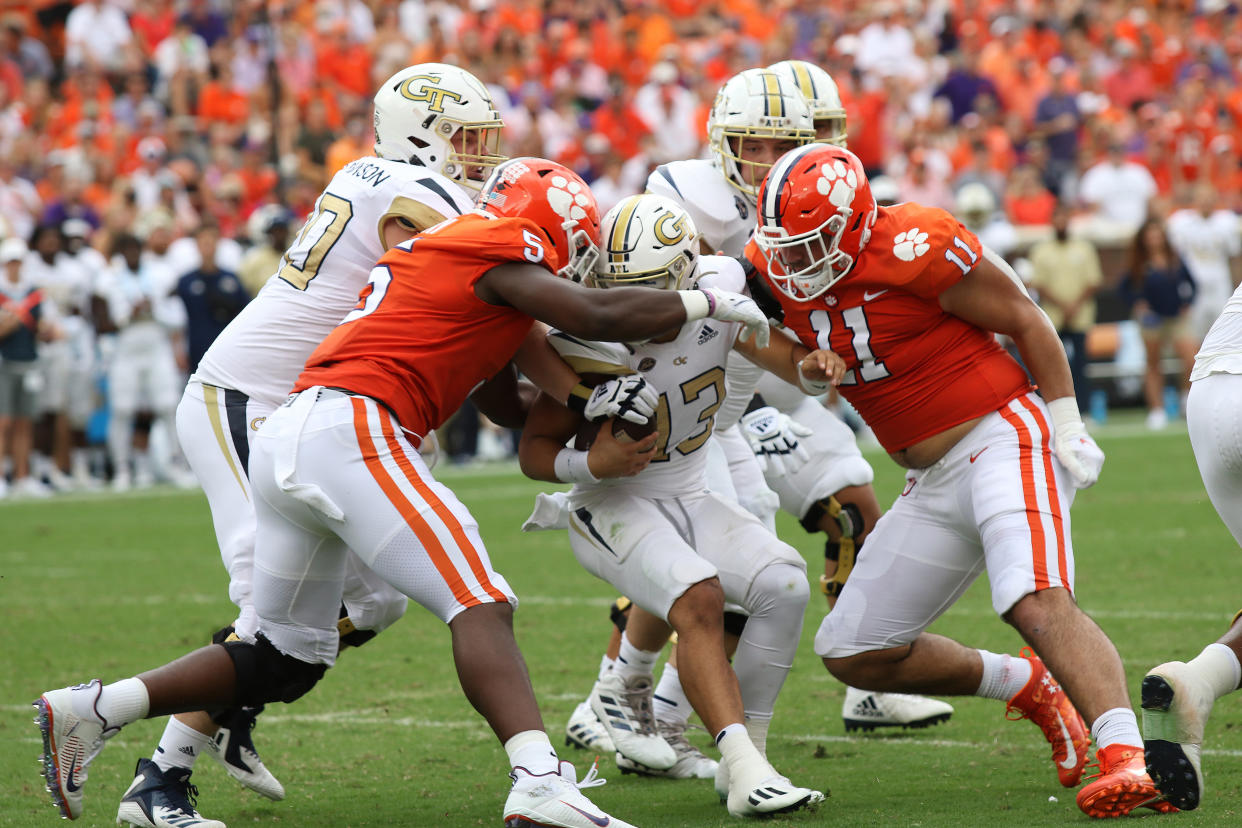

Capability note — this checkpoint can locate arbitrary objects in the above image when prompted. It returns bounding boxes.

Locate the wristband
[565,383,592,416]
[554,447,599,484]
[679,289,711,321]
[1046,396,1083,433]
[796,367,830,395]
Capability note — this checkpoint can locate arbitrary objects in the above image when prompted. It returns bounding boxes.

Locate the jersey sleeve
[893,207,984,300]
[546,329,633,376]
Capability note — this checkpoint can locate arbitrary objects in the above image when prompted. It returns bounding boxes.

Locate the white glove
[740,405,812,477]
[1047,397,1104,489]
[683,287,771,349]
[584,374,657,425]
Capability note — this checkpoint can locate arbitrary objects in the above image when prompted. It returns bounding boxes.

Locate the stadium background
[4,1,1242,825]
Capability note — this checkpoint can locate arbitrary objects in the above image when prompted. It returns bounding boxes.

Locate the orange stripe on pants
[377,411,508,604]
[998,404,1050,590]
[351,397,480,609]
[1015,395,1069,587]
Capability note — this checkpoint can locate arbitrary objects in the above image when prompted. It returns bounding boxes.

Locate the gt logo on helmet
[653,210,689,246]
[396,74,465,114]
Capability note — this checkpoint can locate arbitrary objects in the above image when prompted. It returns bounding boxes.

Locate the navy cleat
[116,757,226,828]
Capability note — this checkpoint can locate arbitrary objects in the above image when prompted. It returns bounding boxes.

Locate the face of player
[451,125,502,184]
[734,136,803,189]
[815,118,846,144]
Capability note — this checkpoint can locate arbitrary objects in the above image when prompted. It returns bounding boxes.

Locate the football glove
[698,287,771,348]
[740,405,812,477]
[1047,397,1104,489]
[584,374,657,425]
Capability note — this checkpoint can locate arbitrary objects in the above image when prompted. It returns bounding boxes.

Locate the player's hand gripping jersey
[746,203,1032,453]
[294,212,543,438]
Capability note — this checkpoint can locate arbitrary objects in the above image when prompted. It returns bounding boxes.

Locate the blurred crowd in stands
[2,0,1242,494]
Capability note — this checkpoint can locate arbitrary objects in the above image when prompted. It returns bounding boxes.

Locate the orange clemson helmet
[477,157,601,283]
[754,143,877,301]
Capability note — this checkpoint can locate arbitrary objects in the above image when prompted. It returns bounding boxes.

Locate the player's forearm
[512,323,580,404]
[734,330,804,387]
[1011,315,1076,402]
[517,434,564,483]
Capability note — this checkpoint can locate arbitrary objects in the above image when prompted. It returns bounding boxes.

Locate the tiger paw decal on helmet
[893,228,930,261]
[547,175,592,223]
[816,159,858,211]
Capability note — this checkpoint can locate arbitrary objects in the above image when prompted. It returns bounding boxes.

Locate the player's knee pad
[820,536,859,600]
[221,632,327,707]
[609,596,633,633]
[800,495,865,540]
[749,563,810,617]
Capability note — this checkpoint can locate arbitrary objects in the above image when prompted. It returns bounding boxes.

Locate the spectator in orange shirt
[323,114,371,180]
[1005,163,1058,226]
[315,21,372,99]
[588,80,651,161]
[198,62,248,126]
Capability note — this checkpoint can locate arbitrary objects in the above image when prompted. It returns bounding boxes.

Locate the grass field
[5,417,1242,827]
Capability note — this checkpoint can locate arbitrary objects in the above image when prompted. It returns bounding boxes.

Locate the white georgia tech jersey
[551,255,744,497]
[1192,280,1242,381]
[647,159,756,257]
[194,157,474,407]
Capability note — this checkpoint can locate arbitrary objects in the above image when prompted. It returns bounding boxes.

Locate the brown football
[573,416,656,450]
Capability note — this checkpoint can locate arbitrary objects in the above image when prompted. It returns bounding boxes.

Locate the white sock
[716,723,768,789]
[597,655,615,682]
[653,663,692,726]
[976,650,1033,701]
[88,678,150,726]
[1187,643,1242,699]
[614,633,658,682]
[152,716,212,772]
[744,714,770,757]
[504,730,559,776]
[1091,707,1141,750]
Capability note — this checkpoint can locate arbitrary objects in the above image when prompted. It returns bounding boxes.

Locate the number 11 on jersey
[809,307,891,386]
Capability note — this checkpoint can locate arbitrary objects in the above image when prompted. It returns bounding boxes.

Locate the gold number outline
[650,365,727,463]
[278,192,355,291]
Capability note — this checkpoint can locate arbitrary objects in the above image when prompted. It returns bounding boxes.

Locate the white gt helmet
[767,60,847,147]
[708,68,814,203]
[955,182,996,230]
[591,194,699,291]
[373,63,505,188]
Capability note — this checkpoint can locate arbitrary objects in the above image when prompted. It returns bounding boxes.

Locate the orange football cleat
[1076,744,1178,818]
[1005,648,1090,787]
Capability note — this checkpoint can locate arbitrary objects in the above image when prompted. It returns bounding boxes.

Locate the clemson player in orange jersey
[32,158,775,828]
[744,144,1175,820]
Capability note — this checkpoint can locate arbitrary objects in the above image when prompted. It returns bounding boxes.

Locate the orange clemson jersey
[746,202,1032,453]
[295,212,541,438]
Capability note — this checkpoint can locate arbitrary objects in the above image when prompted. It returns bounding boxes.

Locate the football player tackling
[746,142,1174,819]
[32,157,772,828]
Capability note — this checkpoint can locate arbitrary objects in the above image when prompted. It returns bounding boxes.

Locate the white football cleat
[504,759,636,828]
[565,699,615,753]
[616,720,717,779]
[1143,660,1213,810]
[33,680,118,820]
[589,673,676,770]
[842,687,954,732]
[207,706,285,800]
[727,774,824,817]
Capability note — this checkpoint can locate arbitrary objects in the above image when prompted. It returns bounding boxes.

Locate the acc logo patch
[637,357,657,372]
[893,228,930,261]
